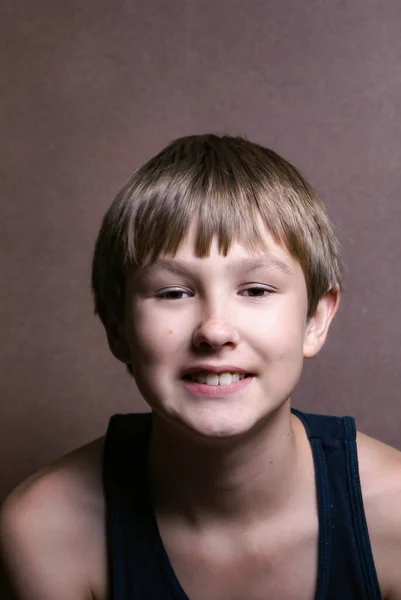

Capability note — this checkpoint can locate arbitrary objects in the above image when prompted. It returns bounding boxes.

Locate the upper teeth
[190,372,246,386]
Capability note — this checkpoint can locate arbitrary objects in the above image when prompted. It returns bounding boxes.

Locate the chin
[147,384,282,444]
[170,405,264,444]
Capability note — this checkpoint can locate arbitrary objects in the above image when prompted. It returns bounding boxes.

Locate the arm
[0,474,93,600]
[385,543,401,600]
[356,431,401,600]
[378,464,401,600]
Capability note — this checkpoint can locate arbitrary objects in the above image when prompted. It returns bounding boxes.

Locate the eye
[156,288,192,300]
[240,286,272,298]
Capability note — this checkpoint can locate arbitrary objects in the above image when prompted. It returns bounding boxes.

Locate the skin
[115,227,338,524]
[121,230,329,443]
[2,226,401,599]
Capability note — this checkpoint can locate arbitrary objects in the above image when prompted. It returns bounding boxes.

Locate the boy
[1,134,401,600]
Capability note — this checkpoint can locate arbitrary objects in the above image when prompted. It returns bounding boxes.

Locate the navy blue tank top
[102,409,382,599]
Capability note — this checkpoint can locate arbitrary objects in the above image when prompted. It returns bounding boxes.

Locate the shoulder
[356,430,401,600]
[0,436,106,600]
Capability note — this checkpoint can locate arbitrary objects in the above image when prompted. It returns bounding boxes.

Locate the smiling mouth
[182,373,253,386]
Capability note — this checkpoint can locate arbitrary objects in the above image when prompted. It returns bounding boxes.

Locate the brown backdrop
[1,0,401,552]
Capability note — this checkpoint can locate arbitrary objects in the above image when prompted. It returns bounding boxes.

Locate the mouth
[182,372,254,387]
[181,371,254,397]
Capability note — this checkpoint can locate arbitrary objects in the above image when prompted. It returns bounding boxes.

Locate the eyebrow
[141,255,292,277]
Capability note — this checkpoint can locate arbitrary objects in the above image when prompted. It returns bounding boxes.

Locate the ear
[303,287,340,359]
[106,321,131,364]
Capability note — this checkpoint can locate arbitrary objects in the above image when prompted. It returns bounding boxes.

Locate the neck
[148,403,309,528]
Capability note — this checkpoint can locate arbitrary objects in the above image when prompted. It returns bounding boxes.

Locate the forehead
[138,225,302,278]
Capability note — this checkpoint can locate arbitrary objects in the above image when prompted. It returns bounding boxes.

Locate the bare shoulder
[0,436,107,600]
[357,430,401,599]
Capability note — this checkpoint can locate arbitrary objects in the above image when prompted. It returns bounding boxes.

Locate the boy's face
[116,226,338,441]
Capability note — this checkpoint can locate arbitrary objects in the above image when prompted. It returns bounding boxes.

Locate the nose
[192,315,240,350]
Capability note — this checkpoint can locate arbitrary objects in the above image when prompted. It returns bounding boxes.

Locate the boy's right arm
[0,472,95,600]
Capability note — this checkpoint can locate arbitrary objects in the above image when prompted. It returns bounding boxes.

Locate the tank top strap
[103,413,179,600]
[291,408,382,600]
[291,408,355,442]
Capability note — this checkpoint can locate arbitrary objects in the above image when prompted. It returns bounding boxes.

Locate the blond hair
[92,134,341,336]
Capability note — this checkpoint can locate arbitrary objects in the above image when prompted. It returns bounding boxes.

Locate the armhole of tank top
[343,416,382,600]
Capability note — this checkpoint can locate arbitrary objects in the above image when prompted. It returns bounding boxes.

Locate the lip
[181,375,254,397]
[181,364,252,376]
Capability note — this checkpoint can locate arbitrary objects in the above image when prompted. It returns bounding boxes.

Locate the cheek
[253,304,306,354]
[128,305,184,366]
[254,310,305,397]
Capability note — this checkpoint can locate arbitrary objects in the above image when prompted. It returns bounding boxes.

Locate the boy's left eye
[240,286,272,298]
